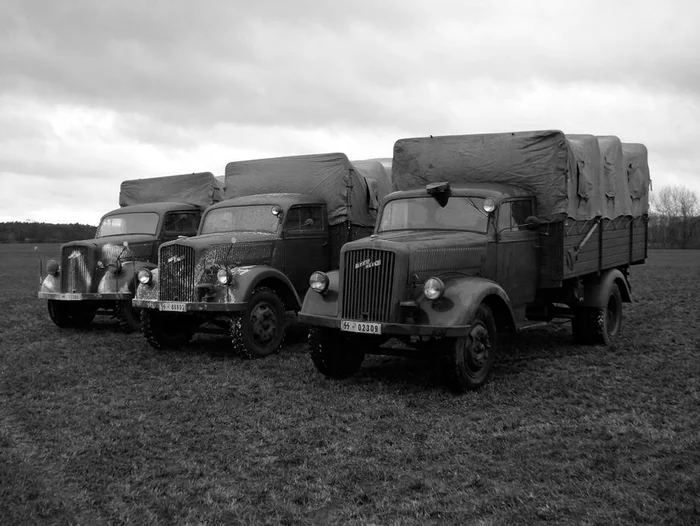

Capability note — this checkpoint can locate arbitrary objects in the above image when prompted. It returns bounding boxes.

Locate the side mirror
[524,216,540,231]
[303,218,314,228]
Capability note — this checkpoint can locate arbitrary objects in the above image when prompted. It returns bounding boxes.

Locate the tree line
[648,185,700,249]
[0,222,96,243]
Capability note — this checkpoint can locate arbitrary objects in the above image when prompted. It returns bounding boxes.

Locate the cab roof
[206,193,326,211]
[103,201,201,217]
[384,183,534,203]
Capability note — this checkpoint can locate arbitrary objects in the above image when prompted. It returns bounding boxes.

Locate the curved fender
[98,261,140,295]
[300,270,340,318]
[135,267,159,301]
[231,266,302,311]
[417,276,516,331]
[582,268,632,308]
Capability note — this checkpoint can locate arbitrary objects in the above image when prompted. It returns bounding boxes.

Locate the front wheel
[141,309,195,350]
[309,327,365,379]
[442,304,497,392]
[47,300,97,329]
[230,287,286,359]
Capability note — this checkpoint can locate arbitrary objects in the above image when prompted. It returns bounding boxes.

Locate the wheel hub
[249,302,277,343]
[466,323,490,370]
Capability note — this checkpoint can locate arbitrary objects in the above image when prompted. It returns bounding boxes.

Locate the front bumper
[298,313,470,338]
[38,292,132,301]
[133,299,248,313]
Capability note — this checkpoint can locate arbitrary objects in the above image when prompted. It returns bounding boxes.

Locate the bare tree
[650,185,699,248]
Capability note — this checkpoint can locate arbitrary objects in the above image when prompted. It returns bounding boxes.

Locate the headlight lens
[46,259,59,276]
[137,268,152,284]
[423,277,445,300]
[309,271,329,294]
[217,268,230,285]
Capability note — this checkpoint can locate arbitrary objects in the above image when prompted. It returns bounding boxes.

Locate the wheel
[115,300,141,333]
[47,300,97,329]
[589,283,623,345]
[141,309,195,350]
[230,287,286,359]
[443,304,496,392]
[309,327,365,379]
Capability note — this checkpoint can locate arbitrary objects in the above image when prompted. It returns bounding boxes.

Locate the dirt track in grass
[1,244,698,525]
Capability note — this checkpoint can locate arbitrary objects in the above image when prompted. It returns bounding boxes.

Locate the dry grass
[1,244,698,525]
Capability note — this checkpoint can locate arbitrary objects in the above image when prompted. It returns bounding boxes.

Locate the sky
[1,0,699,225]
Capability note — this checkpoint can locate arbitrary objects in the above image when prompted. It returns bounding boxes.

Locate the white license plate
[59,293,82,301]
[341,320,382,335]
[160,302,187,312]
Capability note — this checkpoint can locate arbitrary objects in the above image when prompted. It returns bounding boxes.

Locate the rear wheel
[47,300,97,329]
[115,300,141,333]
[309,327,365,379]
[571,283,623,346]
[443,304,496,392]
[230,287,286,359]
[141,309,195,350]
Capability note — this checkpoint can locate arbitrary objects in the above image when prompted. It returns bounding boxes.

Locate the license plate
[160,302,187,312]
[59,293,82,301]
[341,320,382,335]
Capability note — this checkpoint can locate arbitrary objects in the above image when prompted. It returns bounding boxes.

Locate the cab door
[495,199,539,310]
[283,205,329,294]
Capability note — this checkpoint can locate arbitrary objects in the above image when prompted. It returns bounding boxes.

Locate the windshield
[96,212,160,237]
[379,196,489,233]
[200,205,281,235]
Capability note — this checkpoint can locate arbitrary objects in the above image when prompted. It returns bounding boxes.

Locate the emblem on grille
[168,255,185,264]
[68,250,82,260]
[354,258,381,270]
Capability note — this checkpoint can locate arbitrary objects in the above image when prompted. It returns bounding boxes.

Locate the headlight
[217,268,230,285]
[46,260,59,276]
[423,277,445,300]
[137,268,152,284]
[309,271,329,294]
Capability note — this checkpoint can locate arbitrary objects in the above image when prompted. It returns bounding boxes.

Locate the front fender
[583,268,632,308]
[98,262,139,294]
[300,270,340,318]
[231,266,302,310]
[415,276,515,330]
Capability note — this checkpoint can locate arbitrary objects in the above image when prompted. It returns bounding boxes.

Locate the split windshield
[200,205,280,235]
[379,196,489,233]
[96,212,160,237]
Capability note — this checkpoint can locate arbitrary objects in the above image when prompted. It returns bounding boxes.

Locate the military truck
[38,172,223,331]
[133,153,391,357]
[299,131,651,392]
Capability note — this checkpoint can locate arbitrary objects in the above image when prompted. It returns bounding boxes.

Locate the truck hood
[168,231,278,251]
[63,234,158,263]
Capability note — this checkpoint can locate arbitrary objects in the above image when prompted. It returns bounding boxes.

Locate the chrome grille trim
[159,244,197,302]
[61,246,91,293]
[341,249,395,322]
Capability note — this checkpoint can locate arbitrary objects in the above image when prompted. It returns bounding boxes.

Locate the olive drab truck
[299,130,651,392]
[133,153,391,358]
[38,172,223,332]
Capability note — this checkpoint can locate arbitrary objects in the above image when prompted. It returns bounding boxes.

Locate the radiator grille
[61,246,91,293]
[159,244,197,302]
[341,249,395,322]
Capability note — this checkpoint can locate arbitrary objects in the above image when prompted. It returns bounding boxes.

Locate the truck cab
[39,202,202,331]
[134,193,334,357]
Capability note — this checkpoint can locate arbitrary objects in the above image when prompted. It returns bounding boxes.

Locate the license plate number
[341,320,382,335]
[59,293,81,301]
[160,302,187,312]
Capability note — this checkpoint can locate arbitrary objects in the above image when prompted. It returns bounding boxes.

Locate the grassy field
[1,244,698,525]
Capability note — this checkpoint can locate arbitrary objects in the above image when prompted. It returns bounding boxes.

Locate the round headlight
[217,268,230,285]
[423,277,445,300]
[309,271,329,294]
[483,198,496,213]
[46,259,59,276]
[137,268,152,284]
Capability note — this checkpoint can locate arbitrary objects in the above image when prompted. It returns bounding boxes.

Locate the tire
[141,309,194,350]
[230,287,286,359]
[47,300,97,329]
[309,327,365,379]
[588,283,623,346]
[443,304,497,392]
[115,300,141,333]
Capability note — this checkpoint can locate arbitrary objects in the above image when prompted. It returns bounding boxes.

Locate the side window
[284,206,324,232]
[163,212,200,235]
[498,200,533,231]
[498,202,511,231]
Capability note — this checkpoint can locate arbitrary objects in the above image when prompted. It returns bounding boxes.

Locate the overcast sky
[1,0,698,225]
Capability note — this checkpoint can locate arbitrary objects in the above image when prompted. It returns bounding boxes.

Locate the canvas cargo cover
[392,130,593,221]
[621,143,651,217]
[119,172,224,208]
[597,136,632,217]
[566,134,606,218]
[224,153,388,226]
[350,158,393,214]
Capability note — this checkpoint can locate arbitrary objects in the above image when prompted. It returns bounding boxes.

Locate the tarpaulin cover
[224,153,390,226]
[350,158,393,214]
[119,172,224,208]
[392,130,584,221]
[597,136,632,217]
[566,134,606,218]
[622,143,651,217]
